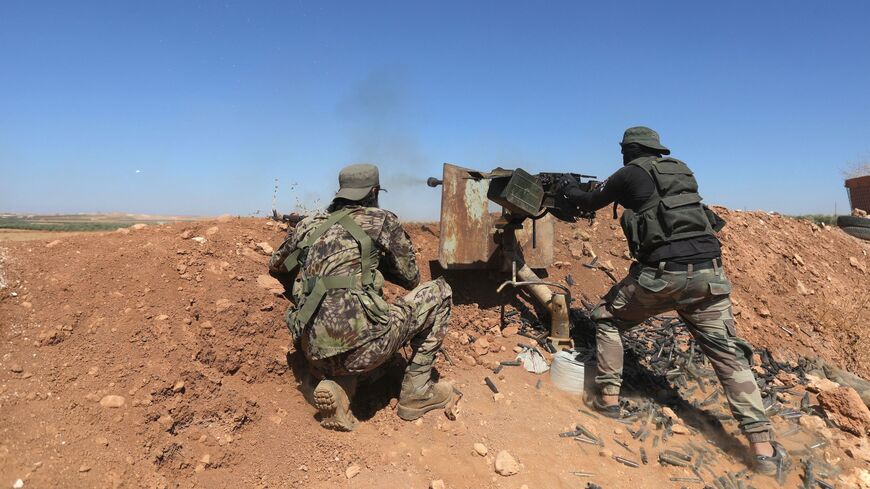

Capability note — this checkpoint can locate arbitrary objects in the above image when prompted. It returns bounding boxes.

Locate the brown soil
[1,209,868,488]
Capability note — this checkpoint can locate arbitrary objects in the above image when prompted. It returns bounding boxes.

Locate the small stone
[796,280,810,295]
[661,406,678,420]
[598,448,613,458]
[13,479,24,489]
[172,381,185,393]
[256,274,282,290]
[501,325,519,337]
[255,242,274,255]
[793,254,805,266]
[79,465,91,473]
[10,364,23,373]
[205,226,219,236]
[95,436,109,446]
[180,230,193,239]
[130,223,147,230]
[494,450,519,476]
[158,415,174,430]
[345,464,361,479]
[462,355,477,367]
[99,395,125,408]
[473,338,490,357]
[671,424,690,435]
[430,480,445,489]
[806,374,840,393]
[191,237,207,244]
[756,306,771,318]
[200,453,211,465]
[473,443,488,456]
[493,393,505,402]
[45,240,62,248]
[775,371,799,388]
[154,314,169,321]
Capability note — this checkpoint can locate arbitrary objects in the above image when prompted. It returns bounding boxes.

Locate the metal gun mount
[427,163,580,349]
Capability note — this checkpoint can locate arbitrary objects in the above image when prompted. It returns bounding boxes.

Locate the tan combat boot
[396,367,455,421]
[313,376,358,432]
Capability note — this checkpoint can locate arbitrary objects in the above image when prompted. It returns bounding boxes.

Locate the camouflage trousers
[591,261,772,440]
[308,277,452,377]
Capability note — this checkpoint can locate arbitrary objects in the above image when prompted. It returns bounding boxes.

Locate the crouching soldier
[269,163,456,431]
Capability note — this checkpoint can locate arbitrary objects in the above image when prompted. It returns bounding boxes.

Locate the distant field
[0,229,86,242]
[0,213,206,239]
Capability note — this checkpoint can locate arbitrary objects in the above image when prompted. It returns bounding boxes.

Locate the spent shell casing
[659,452,689,467]
[612,455,639,468]
[484,377,499,394]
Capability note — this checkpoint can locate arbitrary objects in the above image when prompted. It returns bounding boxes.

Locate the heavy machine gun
[427,164,598,350]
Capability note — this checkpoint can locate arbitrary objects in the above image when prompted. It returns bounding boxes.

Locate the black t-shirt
[564,163,721,264]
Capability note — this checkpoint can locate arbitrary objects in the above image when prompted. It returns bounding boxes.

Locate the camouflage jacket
[269,205,420,359]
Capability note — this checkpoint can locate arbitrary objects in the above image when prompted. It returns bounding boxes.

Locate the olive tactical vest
[620,156,715,260]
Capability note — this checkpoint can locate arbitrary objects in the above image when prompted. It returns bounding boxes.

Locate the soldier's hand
[552,174,580,195]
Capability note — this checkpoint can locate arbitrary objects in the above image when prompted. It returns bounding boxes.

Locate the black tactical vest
[620,156,715,260]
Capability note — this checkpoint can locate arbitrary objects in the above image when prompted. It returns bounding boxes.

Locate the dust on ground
[0,209,868,488]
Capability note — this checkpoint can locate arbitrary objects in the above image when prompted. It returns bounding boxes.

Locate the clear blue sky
[2,1,868,219]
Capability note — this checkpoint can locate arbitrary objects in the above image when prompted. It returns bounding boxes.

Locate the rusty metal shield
[437,163,496,269]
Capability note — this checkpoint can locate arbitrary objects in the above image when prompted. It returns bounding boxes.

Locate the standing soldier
[553,127,787,474]
[269,163,456,431]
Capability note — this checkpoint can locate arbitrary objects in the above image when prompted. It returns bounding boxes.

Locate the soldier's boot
[396,363,454,421]
[313,376,358,432]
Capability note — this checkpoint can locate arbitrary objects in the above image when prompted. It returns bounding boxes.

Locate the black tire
[841,226,870,241]
[837,215,870,229]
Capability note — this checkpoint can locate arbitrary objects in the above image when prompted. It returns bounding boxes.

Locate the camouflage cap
[620,126,670,155]
[336,163,382,201]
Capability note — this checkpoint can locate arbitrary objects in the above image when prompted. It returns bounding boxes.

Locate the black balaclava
[621,142,663,165]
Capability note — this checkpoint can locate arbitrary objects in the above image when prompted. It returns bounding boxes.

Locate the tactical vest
[281,208,381,330]
[620,156,715,260]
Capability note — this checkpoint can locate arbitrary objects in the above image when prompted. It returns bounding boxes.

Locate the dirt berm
[1,207,868,488]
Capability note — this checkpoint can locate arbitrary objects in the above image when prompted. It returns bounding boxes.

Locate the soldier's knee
[433,276,452,300]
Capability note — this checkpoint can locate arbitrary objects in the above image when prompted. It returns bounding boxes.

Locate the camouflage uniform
[591,263,772,439]
[269,206,452,379]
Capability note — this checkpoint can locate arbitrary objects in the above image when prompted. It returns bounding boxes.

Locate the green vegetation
[0,216,133,232]
[787,214,839,226]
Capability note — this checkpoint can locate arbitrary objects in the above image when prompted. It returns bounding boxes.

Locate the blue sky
[1,1,868,219]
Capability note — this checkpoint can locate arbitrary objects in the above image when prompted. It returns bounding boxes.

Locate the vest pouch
[658,193,709,238]
[284,306,304,342]
[650,159,698,195]
[351,287,391,325]
[620,210,640,257]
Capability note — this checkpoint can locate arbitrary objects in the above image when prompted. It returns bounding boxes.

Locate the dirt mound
[0,209,868,488]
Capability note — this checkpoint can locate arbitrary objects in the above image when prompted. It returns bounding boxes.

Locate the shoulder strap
[336,212,375,286]
[282,208,354,273]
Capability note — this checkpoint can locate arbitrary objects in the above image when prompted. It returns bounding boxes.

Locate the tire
[837,215,870,229]
[841,226,870,241]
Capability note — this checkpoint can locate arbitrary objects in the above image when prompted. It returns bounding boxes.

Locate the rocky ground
[1,208,869,488]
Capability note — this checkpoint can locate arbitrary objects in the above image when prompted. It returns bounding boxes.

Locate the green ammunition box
[487,168,544,217]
